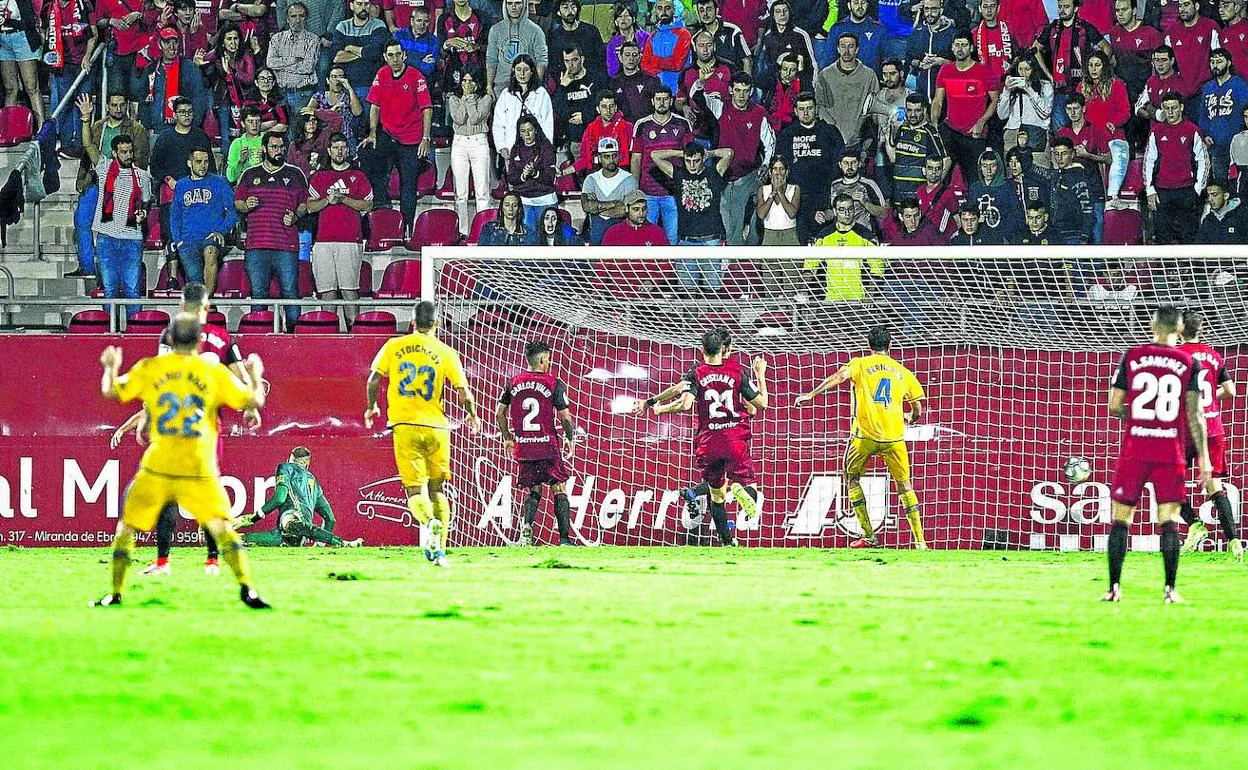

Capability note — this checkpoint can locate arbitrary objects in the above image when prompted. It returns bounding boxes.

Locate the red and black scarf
[101,160,142,228]
[43,0,84,70]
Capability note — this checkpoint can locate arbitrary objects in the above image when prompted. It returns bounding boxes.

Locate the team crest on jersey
[649,130,657,139]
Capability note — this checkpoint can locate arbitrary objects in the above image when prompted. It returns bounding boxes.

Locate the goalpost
[423,245,1248,550]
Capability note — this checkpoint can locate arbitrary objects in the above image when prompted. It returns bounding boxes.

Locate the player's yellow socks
[407,493,433,526]
[216,528,254,586]
[109,530,135,594]
[431,496,452,551]
[901,490,926,548]
[848,483,873,540]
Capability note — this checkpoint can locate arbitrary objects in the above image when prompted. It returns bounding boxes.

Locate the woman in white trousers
[447,69,495,233]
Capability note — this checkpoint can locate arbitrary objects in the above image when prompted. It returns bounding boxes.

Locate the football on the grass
[1063,457,1092,484]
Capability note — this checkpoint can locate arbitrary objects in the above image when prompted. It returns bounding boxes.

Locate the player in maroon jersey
[1104,306,1211,603]
[496,341,578,546]
[649,330,768,546]
[1177,311,1242,560]
[109,283,261,575]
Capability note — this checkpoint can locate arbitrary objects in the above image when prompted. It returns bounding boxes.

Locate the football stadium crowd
[6,0,1248,324]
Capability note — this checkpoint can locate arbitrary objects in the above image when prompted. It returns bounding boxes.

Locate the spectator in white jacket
[997,55,1054,163]
[491,54,555,158]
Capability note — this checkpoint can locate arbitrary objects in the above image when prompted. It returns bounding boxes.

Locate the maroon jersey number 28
[1112,343,1202,465]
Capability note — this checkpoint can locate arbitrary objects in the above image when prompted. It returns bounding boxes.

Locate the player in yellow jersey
[365,301,482,567]
[93,314,271,608]
[795,326,927,549]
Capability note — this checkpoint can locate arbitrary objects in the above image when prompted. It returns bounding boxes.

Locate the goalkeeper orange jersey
[112,353,254,477]
[370,331,468,430]
[846,353,924,442]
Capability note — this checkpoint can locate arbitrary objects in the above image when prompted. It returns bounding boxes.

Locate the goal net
[424,245,1248,551]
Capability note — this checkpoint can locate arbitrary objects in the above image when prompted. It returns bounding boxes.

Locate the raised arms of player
[748,357,768,410]
[100,347,266,410]
[633,379,691,415]
[794,366,853,407]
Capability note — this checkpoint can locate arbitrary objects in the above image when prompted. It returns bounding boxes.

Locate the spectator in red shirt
[932,30,1000,180]
[1108,0,1163,105]
[1134,44,1187,121]
[1163,0,1220,100]
[1076,51,1131,198]
[973,0,1014,86]
[603,189,671,244]
[916,154,963,233]
[233,131,310,330]
[1144,91,1210,244]
[93,0,161,104]
[999,0,1047,51]
[306,132,373,325]
[677,30,732,140]
[717,71,775,245]
[1221,0,1248,78]
[1035,0,1112,130]
[568,90,632,176]
[360,38,433,233]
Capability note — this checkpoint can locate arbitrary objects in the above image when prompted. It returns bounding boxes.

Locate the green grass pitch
[2,546,1247,769]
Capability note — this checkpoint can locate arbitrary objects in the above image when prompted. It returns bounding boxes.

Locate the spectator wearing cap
[602,189,671,245]
[581,136,639,244]
[485,0,547,95]
[447,66,494,232]
[142,26,210,130]
[1198,48,1248,180]
[641,0,693,93]
[569,91,633,177]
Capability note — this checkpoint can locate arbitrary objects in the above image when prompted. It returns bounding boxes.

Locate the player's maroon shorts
[1110,458,1186,506]
[516,455,571,488]
[1187,434,1229,477]
[694,432,756,488]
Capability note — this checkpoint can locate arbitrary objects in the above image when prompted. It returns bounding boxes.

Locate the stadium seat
[358,260,374,297]
[148,261,187,298]
[143,216,165,251]
[67,310,111,333]
[723,261,764,298]
[468,308,511,331]
[374,259,422,299]
[407,208,461,249]
[387,168,400,200]
[417,163,438,198]
[1119,157,1145,200]
[125,309,171,334]
[467,209,498,244]
[755,310,793,330]
[556,165,580,198]
[437,261,477,297]
[364,208,405,252]
[90,263,148,298]
[699,312,740,333]
[435,170,477,201]
[294,310,340,334]
[351,310,397,335]
[206,310,227,326]
[238,310,277,334]
[1102,208,1144,245]
[0,105,34,147]
[595,259,673,299]
[215,260,250,298]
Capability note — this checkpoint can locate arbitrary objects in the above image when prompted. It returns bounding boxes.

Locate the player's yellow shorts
[392,424,452,488]
[122,468,233,531]
[843,436,911,483]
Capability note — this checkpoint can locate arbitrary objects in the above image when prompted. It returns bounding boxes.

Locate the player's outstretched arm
[652,394,694,415]
[364,371,384,428]
[633,381,690,415]
[750,356,768,410]
[457,385,483,434]
[1185,390,1213,490]
[794,366,851,407]
[111,411,145,450]
[1108,387,1127,419]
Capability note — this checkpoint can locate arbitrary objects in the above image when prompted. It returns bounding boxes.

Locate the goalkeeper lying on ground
[235,447,363,547]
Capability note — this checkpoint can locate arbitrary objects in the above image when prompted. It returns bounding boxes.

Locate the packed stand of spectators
[3,0,1245,323]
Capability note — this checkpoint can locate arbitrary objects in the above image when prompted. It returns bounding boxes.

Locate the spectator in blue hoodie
[1198,48,1248,180]
[170,147,238,297]
[641,0,693,92]
[967,148,1023,242]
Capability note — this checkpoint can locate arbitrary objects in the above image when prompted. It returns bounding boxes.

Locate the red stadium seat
[148,261,187,298]
[125,309,171,333]
[90,263,148,298]
[215,259,250,298]
[1119,157,1145,200]
[1102,208,1144,246]
[0,105,34,147]
[206,310,227,326]
[467,209,498,244]
[437,261,477,297]
[67,310,111,333]
[417,162,438,198]
[358,260,374,297]
[594,259,673,299]
[435,170,478,202]
[407,208,461,249]
[755,310,793,330]
[143,216,165,251]
[238,310,277,334]
[374,259,422,299]
[387,168,400,200]
[723,261,763,298]
[294,310,340,334]
[699,312,740,333]
[351,310,397,335]
[365,208,405,252]
[556,164,580,198]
